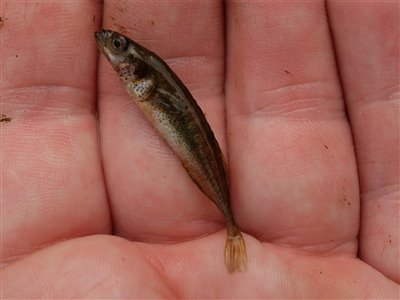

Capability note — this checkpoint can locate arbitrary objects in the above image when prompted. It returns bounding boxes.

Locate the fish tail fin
[225,227,247,273]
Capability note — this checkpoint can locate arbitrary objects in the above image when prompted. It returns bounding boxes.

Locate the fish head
[95,29,131,65]
[95,29,152,83]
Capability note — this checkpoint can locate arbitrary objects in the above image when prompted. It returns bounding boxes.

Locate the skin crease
[1,0,399,298]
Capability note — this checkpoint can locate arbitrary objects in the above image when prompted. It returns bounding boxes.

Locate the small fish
[95,29,247,272]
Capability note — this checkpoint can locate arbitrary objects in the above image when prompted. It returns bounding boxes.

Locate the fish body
[95,29,246,272]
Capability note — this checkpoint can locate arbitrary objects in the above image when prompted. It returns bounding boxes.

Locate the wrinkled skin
[1,1,399,298]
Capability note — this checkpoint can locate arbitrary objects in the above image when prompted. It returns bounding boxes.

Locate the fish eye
[113,40,121,48]
[112,36,126,51]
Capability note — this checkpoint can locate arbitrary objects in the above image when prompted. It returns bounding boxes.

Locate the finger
[1,2,109,264]
[225,1,359,253]
[327,1,399,282]
[98,1,226,241]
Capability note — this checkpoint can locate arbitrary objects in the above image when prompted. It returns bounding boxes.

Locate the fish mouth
[94,29,113,49]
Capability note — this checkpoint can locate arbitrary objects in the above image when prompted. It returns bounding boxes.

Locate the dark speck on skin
[0,16,7,28]
[0,114,12,123]
[118,25,127,33]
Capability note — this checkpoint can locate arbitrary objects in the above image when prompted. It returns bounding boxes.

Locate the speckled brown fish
[95,29,247,272]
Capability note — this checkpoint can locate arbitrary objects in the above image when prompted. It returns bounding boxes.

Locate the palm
[2,1,398,298]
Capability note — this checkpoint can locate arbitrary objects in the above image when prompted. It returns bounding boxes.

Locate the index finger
[226,1,359,254]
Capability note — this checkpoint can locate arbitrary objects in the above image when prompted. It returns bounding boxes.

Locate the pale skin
[1,1,399,298]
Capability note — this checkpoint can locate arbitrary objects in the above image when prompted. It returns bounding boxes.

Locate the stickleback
[95,29,247,272]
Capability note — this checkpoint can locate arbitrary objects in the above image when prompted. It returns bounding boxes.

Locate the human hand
[2,1,398,298]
